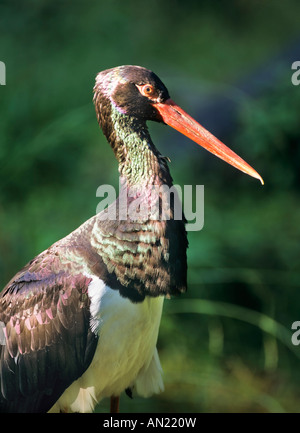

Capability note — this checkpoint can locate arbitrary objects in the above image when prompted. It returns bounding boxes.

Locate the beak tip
[250,171,264,185]
[257,174,264,185]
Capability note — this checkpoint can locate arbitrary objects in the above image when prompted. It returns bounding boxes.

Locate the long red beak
[154,99,263,184]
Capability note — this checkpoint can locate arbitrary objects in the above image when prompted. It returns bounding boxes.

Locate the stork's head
[94,65,263,184]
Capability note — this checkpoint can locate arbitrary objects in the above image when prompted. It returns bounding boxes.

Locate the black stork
[0,65,263,413]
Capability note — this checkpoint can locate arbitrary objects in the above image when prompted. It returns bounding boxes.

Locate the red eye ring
[137,84,158,99]
[143,85,154,95]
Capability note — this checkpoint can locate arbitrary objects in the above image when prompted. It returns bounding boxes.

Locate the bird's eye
[143,85,153,94]
[137,84,158,99]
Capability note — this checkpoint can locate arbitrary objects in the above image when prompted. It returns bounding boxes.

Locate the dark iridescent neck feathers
[93,87,172,188]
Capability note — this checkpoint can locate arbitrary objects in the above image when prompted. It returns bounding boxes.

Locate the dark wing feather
[0,260,98,413]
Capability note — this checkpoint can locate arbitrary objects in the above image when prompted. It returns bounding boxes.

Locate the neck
[97,100,173,188]
[91,96,188,301]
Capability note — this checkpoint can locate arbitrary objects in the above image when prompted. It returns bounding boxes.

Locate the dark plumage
[0,66,187,413]
[0,65,262,413]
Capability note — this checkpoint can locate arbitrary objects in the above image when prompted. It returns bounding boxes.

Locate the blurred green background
[1,0,300,413]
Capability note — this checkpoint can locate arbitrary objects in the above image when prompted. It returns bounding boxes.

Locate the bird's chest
[91,284,164,393]
[55,276,164,412]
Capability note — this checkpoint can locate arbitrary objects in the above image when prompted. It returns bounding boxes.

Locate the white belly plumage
[49,276,164,413]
